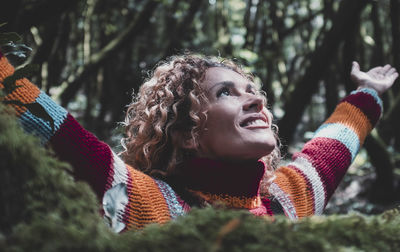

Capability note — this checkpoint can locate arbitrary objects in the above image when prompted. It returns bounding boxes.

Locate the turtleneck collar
[174,157,266,209]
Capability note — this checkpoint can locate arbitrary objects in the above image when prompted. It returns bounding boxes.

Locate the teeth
[244,119,266,127]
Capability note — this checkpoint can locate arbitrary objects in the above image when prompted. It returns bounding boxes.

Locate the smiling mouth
[240,117,269,128]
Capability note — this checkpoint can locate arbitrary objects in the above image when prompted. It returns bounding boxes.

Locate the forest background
[1,0,400,214]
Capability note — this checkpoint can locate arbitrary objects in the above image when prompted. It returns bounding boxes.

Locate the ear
[171,131,197,150]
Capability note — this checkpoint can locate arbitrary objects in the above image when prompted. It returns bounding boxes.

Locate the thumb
[350,61,362,83]
[351,61,360,75]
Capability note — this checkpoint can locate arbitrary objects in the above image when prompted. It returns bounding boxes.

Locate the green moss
[0,101,400,251]
[115,207,400,252]
[0,103,114,251]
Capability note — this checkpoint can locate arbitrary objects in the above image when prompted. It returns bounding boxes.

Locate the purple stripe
[293,137,351,204]
[341,92,381,126]
[50,113,113,198]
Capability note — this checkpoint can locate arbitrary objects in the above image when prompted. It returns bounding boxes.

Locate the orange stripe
[325,102,372,145]
[274,166,314,218]
[124,165,171,229]
[0,56,14,82]
[1,79,41,116]
[0,56,41,116]
[191,191,261,209]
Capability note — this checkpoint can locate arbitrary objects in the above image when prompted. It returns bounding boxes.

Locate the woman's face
[195,67,276,161]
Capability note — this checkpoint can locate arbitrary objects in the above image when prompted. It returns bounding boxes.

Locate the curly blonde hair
[121,54,280,195]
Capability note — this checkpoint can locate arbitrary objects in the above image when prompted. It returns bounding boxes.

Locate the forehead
[202,67,252,89]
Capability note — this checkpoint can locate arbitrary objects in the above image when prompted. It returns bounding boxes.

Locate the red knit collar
[176,158,266,209]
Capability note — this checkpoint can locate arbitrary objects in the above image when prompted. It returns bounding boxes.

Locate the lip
[239,113,270,129]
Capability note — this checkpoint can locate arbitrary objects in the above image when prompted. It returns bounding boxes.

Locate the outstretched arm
[269,63,398,219]
[0,51,181,230]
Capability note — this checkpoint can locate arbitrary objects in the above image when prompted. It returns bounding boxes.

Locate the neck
[173,157,266,209]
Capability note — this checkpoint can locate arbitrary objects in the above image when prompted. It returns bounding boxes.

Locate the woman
[0,52,397,231]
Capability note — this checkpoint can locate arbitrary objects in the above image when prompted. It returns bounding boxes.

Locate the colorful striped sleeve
[0,52,185,230]
[270,88,382,219]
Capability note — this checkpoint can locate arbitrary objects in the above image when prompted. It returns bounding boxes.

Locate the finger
[351,61,360,74]
[382,64,391,74]
[387,68,397,76]
[392,72,399,81]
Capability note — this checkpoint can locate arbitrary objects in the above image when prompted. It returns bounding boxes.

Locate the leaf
[2,100,55,133]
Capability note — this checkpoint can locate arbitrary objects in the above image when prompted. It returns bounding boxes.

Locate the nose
[242,94,263,112]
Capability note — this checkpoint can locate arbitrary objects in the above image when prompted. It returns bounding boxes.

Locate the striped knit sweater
[0,52,382,231]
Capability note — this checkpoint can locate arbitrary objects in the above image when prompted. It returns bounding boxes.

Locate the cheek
[206,103,238,125]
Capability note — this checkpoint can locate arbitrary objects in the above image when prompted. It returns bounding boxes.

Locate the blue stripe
[352,88,383,110]
[20,110,52,143]
[19,92,67,143]
[154,179,185,219]
[36,92,68,131]
[314,123,360,160]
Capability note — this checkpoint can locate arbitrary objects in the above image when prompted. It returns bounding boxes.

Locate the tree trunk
[60,0,159,107]
[390,0,400,148]
[364,133,396,203]
[390,0,400,93]
[163,0,204,57]
[278,0,368,149]
[324,66,338,116]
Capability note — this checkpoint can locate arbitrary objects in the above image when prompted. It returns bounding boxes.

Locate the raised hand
[351,61,398,95]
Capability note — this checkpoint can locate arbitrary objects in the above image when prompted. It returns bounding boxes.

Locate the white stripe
[111,152,129,186]
[154,179,185,219]
[314,123,360,161]
[289,157,326,214]
[103,183,128,233]
[269,183,298,220]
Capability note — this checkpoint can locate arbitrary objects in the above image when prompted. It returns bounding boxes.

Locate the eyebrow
[209,81,256,92]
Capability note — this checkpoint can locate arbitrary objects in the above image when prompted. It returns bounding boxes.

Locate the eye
[216,87,231,97]
[248,89,256,95]
[246,84,258,95]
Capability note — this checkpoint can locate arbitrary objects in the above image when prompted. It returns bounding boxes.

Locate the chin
[242,145,276,161]
[259,143,277,158]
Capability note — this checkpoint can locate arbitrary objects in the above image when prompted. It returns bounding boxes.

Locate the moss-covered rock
[0,103,114,251]
[132,207,400,252]
[1,102,400,252]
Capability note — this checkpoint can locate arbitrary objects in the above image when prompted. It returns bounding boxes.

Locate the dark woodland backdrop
[1,0,400,213]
